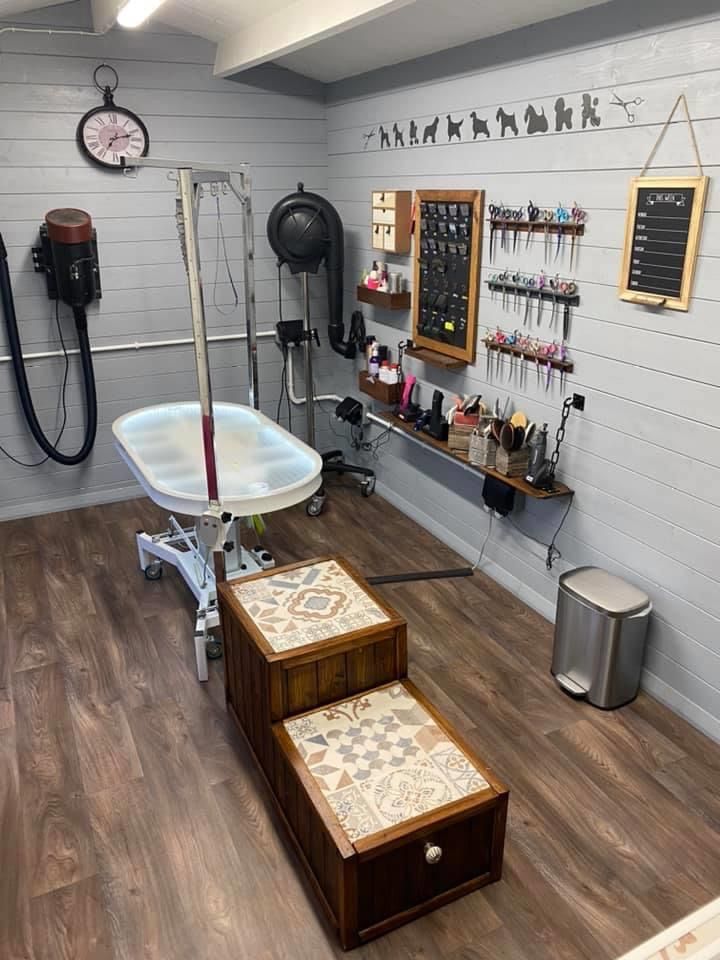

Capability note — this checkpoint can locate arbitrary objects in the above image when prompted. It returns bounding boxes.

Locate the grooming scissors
[555,204,570,260]
[542,208,554,262]
[488,204,502,260]
[526,201,540,249]
[570,203,586,269]
[536,271,546,324]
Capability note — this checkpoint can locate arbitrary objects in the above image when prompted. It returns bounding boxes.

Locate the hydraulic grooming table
[113,402,322,679]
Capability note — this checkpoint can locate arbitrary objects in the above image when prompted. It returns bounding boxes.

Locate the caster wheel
[144,562,163,580]
[306,495,325,517]
[360,477,376,498]
[206,640,222,660]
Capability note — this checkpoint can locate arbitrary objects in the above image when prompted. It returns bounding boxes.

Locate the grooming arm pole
[178,167,220,507]
[230,172,259,411]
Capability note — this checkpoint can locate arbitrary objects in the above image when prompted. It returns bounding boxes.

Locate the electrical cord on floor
[509,492,575,571]
[212,195,239,316]
[0,300,70,468]
[472,511,494,570]
[351,422,393,459]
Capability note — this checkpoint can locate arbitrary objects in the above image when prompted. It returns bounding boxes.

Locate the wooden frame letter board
[619,175,708,311]
[413,189,483,364]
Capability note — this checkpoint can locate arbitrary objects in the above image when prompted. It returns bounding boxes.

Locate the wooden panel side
[286,662,319,715]
[346,644,375,695]
[317,653,348,705]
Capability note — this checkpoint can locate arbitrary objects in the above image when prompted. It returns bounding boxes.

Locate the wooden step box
[218,556,408,785]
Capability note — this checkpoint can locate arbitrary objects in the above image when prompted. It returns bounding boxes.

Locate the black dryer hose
[0,233,97,465]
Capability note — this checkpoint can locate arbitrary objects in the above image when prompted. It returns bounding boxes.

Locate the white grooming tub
[113,401,322,517]
[113,401,323,680]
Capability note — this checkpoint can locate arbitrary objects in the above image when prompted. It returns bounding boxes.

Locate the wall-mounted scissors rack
[488,218,585,238]
[487,279,580,309]
[485,340,574,373]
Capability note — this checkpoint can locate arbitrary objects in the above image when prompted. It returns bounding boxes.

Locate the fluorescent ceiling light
[116,0,167,28]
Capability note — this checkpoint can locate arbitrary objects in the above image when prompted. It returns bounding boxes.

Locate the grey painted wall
[323,3,720,740]
[0,0,336,519]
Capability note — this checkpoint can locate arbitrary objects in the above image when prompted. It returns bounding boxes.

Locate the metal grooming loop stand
[121,157,274,680]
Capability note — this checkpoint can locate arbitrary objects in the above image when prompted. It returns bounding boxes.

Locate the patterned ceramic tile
[284,684,491,842]
[231,560,390,652]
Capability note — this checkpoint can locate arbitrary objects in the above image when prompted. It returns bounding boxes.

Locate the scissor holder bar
[488,218,585,237]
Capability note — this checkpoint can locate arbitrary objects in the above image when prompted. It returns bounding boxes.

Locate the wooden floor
[2,482,720,960]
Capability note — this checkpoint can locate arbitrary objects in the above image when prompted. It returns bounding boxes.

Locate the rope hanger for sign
[639,93,704,176]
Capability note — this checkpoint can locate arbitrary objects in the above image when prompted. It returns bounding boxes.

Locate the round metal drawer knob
[424,843,443,865]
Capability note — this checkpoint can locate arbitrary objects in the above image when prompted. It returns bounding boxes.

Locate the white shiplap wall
[324,9,720,739]
[0,1,334,518]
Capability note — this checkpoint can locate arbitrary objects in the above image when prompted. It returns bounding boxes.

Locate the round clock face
[77,106,149,170]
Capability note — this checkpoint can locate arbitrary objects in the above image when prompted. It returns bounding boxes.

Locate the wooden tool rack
[487,278,580,311]
[368,410,572,500]
[488,217,585,241]
[485,341,574,374]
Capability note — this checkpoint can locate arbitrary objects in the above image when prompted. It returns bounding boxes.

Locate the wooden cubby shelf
[356,285,411,310]
[370,410,572,500]
[404,345,467,370]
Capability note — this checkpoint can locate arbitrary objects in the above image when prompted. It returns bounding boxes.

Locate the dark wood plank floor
[2,482,720,960]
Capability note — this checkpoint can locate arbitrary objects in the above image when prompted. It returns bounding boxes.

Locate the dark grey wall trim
[326,0,720,103]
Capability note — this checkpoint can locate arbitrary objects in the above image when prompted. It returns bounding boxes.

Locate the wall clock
[77,64,149,171]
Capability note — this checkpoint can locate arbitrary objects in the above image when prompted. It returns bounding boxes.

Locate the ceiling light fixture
[116,0,167,28]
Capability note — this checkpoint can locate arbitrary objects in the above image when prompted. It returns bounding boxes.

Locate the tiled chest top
[230,559,390,653]
[284,683,491,843]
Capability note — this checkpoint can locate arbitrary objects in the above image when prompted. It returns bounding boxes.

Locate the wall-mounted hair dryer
[0,209,101,465]
[266,183,356,358]
[33,208,102,328]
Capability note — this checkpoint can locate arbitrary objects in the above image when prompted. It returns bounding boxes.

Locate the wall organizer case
[413,190,484,365]
[218,556,509,949]
[372,190,412,254]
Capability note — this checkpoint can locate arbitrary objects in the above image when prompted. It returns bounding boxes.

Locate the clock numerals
[78,105,148,170]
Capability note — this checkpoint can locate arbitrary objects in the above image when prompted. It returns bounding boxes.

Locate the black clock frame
[77,65,149,171]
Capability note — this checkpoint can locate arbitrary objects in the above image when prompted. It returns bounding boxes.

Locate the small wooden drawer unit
[371,189,412,254]
[272,679,509,949]
[218,557,407,783]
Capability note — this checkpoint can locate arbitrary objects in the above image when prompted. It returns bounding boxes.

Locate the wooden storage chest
[218,556,408,784]
[271,680,509,949]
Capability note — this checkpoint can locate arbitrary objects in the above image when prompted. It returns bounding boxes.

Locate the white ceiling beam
[91,0,122,33]
[213,0,416,78]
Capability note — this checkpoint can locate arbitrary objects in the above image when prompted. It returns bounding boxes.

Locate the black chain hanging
[548,395,573,481]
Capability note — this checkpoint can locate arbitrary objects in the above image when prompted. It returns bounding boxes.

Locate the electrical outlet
[572,393,586,411]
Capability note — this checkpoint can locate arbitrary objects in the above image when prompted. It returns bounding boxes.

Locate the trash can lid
[559,566,650,617]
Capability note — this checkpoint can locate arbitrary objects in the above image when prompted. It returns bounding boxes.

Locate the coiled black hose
[0,233,97,465]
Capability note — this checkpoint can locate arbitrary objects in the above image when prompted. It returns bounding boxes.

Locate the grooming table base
[271,681,508,949]
[137,517,274,682]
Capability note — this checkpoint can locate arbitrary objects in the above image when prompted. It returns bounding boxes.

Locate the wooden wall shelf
[369,410,572,500]
[357,286,411,310]
[358,371,401,404]
[404,345,467,370]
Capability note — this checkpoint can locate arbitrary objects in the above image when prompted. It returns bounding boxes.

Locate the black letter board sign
[619,176,708,311]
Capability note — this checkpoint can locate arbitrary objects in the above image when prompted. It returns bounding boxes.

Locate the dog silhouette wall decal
[554,97,573,131]
[496,107,519,137]
[524,104,548,134]
[423,116,440,143]
[446,114,463,141]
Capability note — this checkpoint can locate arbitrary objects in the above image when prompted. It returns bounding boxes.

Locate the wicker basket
[468,431,497,467]
[495,447,530,478]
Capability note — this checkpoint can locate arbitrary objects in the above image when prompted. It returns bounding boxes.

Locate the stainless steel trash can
[552,566,651,708]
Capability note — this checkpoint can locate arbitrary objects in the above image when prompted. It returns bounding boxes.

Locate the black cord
[0,300,70,468]
[213,195,239,316]
[509,492,575,570]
